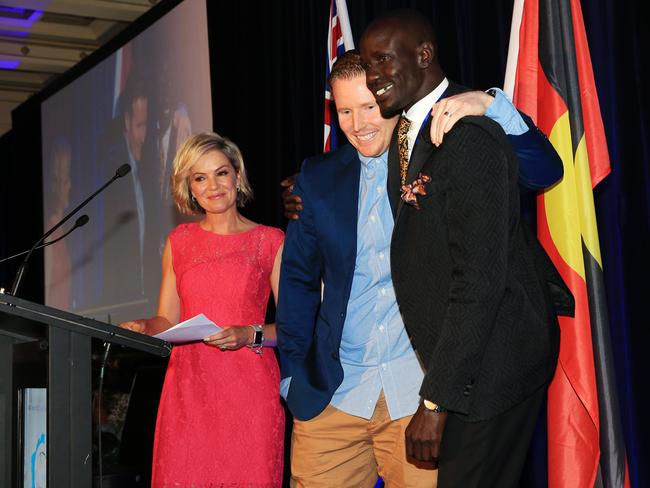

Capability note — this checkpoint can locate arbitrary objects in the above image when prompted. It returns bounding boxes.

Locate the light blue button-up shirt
[329,150,424,420]
[486,87,527,135]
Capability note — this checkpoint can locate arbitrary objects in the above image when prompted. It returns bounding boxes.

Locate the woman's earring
[191,195,197,202]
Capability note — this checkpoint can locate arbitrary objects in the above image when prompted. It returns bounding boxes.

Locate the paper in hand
[154,313,221,343]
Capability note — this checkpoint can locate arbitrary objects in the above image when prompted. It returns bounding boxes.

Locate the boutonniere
[400,173,432,209]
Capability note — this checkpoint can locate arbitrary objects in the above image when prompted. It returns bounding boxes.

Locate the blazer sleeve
[276,167,322,381]
[509,111,564,190]
[419,120,513,413]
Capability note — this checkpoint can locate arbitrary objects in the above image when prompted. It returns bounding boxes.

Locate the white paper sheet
[154,313,222,343]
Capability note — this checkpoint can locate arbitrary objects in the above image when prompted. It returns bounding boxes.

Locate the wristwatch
[247,324,264,354]
[423,399,446,413]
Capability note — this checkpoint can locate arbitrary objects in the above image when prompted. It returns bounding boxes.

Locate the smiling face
[189,149,240,215]
[360,20,435,117]
[332,74,398,157]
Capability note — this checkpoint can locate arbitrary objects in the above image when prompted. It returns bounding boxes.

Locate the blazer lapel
[404,117,435,186]
[332,147,361,268]
[387,128,401,218]
[405,81,466,183]
[389,81,469,221]
[396,118,437,221]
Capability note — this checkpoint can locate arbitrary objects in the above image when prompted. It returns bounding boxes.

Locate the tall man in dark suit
[359,10,567,486]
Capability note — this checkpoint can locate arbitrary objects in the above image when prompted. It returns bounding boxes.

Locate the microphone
[115,163,131,178]
[0,215,90,264]
[9,164,131,296]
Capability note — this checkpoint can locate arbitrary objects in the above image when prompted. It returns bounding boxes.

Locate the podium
[0,292,171,488]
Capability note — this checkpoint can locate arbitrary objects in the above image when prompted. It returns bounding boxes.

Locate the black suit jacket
[390,113,563,422]
[387,82,564,212]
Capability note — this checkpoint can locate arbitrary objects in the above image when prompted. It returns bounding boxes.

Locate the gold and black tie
[397,115,411,185]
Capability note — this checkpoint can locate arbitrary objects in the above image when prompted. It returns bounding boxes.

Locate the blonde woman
[121,132,284,487]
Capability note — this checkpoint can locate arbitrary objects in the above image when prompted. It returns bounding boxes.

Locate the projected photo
[41,0,212,322]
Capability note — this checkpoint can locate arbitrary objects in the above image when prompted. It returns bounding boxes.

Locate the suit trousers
[290,392,438,488]
[437,385,546,488]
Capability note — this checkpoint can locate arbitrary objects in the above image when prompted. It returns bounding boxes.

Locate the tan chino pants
[290,392,437,488]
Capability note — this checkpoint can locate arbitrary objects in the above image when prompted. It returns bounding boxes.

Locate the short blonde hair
[170,131,253,215]
[329,49,365,85]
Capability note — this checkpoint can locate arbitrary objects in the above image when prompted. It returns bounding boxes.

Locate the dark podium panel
[0,293,171,488]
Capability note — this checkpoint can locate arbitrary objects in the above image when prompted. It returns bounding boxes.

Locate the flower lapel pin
[400,173,432,210]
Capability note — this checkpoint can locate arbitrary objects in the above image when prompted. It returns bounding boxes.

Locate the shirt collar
[403,77,449,127]
[358,149,388,169]
[124,133,138,172]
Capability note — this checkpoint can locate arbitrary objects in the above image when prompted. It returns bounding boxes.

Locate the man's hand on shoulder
[280,174,302,220]
[430,90,495,146]
[405,401,448,467]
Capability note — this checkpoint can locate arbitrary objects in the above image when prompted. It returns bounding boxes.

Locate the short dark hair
[367,9,437,47]
[121,71,147,119]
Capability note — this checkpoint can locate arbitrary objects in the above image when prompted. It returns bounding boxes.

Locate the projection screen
[41,0,212,323]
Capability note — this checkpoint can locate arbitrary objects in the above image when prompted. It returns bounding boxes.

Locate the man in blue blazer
[277,49,564,487]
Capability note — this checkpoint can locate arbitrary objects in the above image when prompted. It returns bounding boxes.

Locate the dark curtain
[0,98,44,303]
[205,0,518,226]
[583,1,650,487]
[0,0,647,486]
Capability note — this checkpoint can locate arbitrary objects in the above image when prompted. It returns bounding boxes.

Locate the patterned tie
[397,115,411,185]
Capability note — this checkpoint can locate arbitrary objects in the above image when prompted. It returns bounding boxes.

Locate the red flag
[323,0,354,152]
[505,1,630,487]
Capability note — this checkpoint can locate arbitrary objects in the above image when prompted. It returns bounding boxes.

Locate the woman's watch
[423,399,446,413]
[247,324,264,354]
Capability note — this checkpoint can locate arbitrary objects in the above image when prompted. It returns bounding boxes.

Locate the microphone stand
[0,215,89,264]
[9,164,131,297]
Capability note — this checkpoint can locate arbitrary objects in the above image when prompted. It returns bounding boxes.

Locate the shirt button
[381,363,387,370]
[380,288,386,296]
[379,252,385,260]
[369,215,376,222]
[376,186,383,193]
[378,324,385,331]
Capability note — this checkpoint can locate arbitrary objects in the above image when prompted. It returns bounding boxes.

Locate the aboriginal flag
[504,0,630,486]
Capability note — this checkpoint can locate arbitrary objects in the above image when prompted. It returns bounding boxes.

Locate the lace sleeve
[259,226,284,274]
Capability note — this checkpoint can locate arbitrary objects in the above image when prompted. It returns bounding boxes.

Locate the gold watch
[423,399,446,413]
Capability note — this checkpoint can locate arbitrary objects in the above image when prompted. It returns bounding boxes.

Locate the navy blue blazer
[277,144,361,421]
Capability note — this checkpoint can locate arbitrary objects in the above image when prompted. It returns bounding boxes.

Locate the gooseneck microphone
[0,215,90,264]
[9,164,131,297]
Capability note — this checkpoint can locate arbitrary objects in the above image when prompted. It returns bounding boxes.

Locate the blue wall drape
[583,1,650,486]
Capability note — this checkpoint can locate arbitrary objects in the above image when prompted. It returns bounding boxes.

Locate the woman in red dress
[121,132,284,487]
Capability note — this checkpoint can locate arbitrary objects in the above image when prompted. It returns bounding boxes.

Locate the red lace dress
[151,223,285,488]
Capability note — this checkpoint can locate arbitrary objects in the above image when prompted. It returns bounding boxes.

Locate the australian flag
[323,0,355,152]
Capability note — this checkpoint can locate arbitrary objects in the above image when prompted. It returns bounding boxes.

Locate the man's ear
[416,41,435,68]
